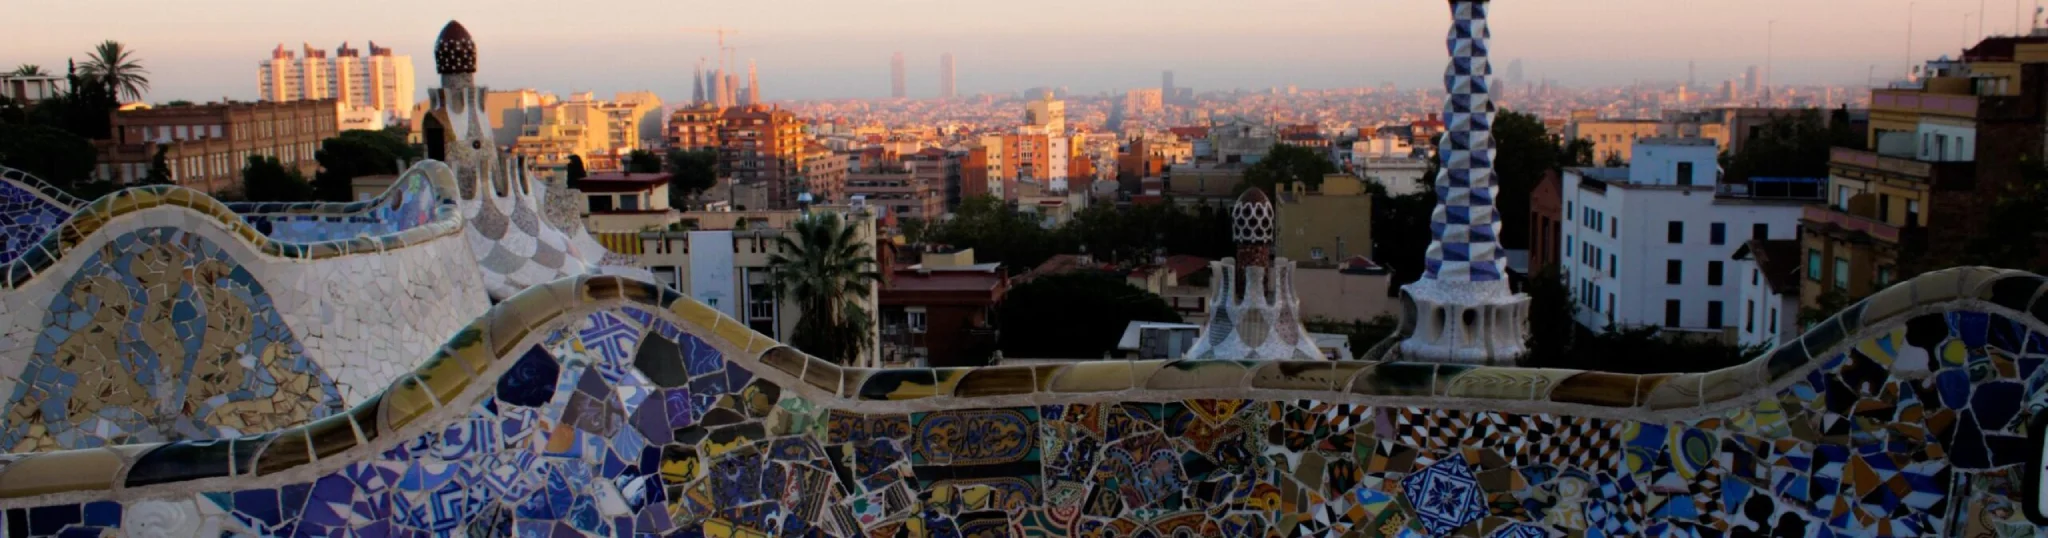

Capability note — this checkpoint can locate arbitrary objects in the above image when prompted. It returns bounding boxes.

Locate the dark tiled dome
[434,21,476,75]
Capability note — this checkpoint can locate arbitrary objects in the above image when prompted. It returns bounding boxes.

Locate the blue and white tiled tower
[1397,0,1529,364]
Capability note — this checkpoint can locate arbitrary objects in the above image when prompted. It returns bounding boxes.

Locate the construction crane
[680,27,739,77]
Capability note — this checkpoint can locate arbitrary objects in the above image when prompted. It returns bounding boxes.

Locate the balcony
[1871,89,1977,119]
[1829,147,1976,191]
[1801,205,1900,244]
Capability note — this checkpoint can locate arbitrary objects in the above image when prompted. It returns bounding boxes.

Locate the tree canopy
[997,271,1182,359]
[79,40,150,103]
[1521,267,1767,373]
[921,195,1233,271]
[1243,143,1336,193]
[664,148,717,208]
[766,212,882,365]
[241,155,315,202]
[565,155,588,187]
[626,149,662,174]
[313,129,419,202]
[1722,107,1862,182]
[0,123,97,189]
[1490,109,1565,250]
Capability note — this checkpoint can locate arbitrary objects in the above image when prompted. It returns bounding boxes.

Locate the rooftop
[1636,137,1717,147]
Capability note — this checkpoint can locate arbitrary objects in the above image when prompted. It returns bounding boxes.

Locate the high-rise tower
[890,52,907,99]
[1396,0,1529,364]
[939,53,956,99]
[747,59,760,106]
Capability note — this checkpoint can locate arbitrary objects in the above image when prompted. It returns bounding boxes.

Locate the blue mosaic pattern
[233,172,444,243]
[0,170,79,265]
[0,300,2041,537]
[0,227,344,452]
[1424,0,1506,282]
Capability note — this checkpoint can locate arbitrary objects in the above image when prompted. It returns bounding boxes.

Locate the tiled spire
[1426,0,1504,283]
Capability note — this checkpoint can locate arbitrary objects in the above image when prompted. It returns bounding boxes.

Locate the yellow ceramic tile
[380,374,441,432]
[1444,367,1574,400]
[1048,362,1137,393]
[254,430,315,476]
[1145,360,1250,391]
[0,450,121,498]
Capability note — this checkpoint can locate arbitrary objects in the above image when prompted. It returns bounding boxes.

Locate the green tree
[78,41,150,103]
[998,271,1181,359]
[0,123,97,191]
[926,195,1060,269]
[766,212,883,365]
[1243,143,1335,193]
[1561,138,1595,167]
[1723,108,1862,183]
[160,100,192,107]
[564,155,588,188]
[1964,158,2048,273]
[313,129,418,201]
[663,148,717,208]
[11,65,46,76]
[143,145,172,185]
[1492,110,1561,250]
[626,149,662,174]
[1520,264,1578,366]
[241,155,315,202]
[39,61,119,140]
[899,217,928,245]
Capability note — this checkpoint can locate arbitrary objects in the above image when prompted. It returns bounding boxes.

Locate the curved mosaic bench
[0,161,489,452]
[0,267,2038,536]
[0,167,90,266]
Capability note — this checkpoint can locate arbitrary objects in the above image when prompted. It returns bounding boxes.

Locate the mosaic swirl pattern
[2,227,343,452]
[0,167,86,266]
[0,269,2035,537]
[231,171,444,244]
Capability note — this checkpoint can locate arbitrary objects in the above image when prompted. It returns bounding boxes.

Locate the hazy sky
[9,0,2003,103]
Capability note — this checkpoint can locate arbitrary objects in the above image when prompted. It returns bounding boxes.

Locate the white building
[1731,239,1803,348]
[1025,92,1066,135]
[1558,138,1816,337]
[1362,157,1430,195]
[259,42,416,122]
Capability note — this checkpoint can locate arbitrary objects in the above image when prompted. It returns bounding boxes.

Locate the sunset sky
[9,0,2004,102]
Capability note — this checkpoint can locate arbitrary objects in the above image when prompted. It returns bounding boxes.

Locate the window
[906,308,928,333]
[1666,260,1683,284]
[620,194,641,211]
[1709,223,1725,245]
[1834,257,1850,290]
[1566,236,1574,257]
[1769,308,1778,333]
[1667,221,1683,243]
[1746,300,1757,333]
[1610,217,1618,239]
[1567,201,1573,217]
[1310,247,1325,260]
[1707,261,1724,286]
[1608,254,1617,277]
[1676,161,1694,186]
[1877,266,1894,288]
[588,196,615,213]
[1807,249,1822,281]
[1752,269,1760,286]
[1905,200,1920,227]
[1707,301,1724,329]
[1607,292,1616,317]
[1665,300,1682,328]
[1752,223,1769,240]
[1837,186,1853,211]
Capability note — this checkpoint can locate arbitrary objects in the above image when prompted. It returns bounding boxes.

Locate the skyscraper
[890,52,906,99]
[259,41,415,120]
[747,59,760,106]
[1162,70,1174,99]
[939,53,956,99]
[1744,65,1759,96]
[692,61,705,104]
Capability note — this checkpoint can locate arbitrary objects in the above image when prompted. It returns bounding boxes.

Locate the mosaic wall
[457,164,650,301]
[231,171,443,244]
[0,270,2038,537]
[0,165,489,451]
[3,227,342,451]
[0,167,87,266]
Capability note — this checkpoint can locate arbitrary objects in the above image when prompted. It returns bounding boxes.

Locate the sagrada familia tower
[1396,0,1530,364]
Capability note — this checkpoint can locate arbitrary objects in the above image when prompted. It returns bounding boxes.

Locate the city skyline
[8,0,2006,103]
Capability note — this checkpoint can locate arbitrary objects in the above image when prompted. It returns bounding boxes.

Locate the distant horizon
[10,0,2005,103]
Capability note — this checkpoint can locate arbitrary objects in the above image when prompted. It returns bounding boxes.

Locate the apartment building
[719,106,809,209]
[1559,139,1817,338]
[1800,38,2048,310]
[1274,174,1373,265]
[666,102,723,151]
[258,42,415,121]
[93,99,341,194]
[846,168,945,222]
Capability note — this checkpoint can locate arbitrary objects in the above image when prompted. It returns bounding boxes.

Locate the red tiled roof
[1164,255,1211,277]
[1168,126,1210,139]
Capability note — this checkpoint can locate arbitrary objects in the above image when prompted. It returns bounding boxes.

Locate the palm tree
[79,41,148,103]
[10,65,46,76]
[766,212,882,365]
